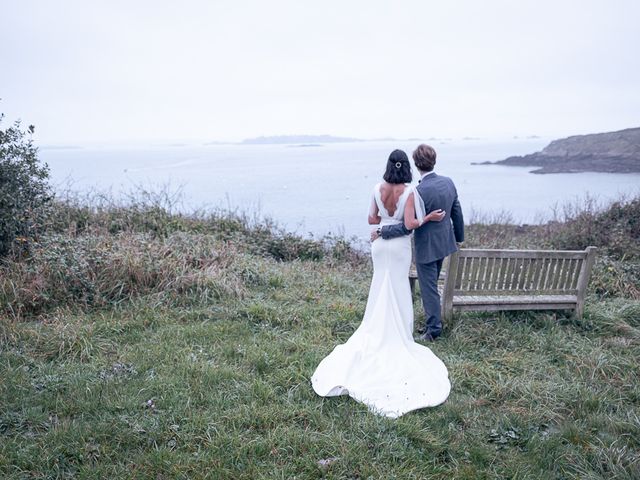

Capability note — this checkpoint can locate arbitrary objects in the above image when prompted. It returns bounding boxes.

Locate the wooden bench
[409,246,597,320]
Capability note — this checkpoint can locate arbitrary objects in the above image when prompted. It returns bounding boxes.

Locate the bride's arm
[404,193,446,230]
[404,193,420,230]
[368,194,381,224]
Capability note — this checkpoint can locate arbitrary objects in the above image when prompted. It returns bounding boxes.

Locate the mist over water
[41,139,640,242]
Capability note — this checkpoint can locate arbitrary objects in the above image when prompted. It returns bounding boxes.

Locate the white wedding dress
[311,183,451,418]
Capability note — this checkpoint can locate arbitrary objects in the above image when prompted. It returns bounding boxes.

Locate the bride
[311,149,451,418]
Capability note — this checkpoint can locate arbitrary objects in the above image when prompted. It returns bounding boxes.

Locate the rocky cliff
[491,127,640,174]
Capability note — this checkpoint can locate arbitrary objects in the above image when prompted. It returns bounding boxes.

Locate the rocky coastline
[477,127,640,174]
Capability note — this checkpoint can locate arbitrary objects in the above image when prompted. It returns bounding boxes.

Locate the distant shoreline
[476,127,640,174]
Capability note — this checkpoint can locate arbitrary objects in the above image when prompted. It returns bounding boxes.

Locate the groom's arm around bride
[375,144,464,340]
[375,144,463,246]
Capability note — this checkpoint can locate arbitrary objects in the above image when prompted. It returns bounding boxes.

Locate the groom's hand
[370,228,381,242]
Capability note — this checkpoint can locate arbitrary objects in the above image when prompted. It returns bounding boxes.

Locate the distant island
[476,127,640,174]
[40,145,83,150]
[201,134,556,147]
[240,135,362,145]
[238,134,455,144]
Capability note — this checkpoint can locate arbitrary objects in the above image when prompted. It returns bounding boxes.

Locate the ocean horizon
[40,138,640,243]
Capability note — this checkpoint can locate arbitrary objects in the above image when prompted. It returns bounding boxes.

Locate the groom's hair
[413,144,437,172]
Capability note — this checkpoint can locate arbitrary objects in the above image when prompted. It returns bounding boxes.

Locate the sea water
[40,139,640,242]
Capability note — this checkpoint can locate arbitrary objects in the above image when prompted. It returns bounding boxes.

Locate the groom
[372,144,464,341]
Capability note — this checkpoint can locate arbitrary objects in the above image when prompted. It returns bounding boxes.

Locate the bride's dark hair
[383,149,412,184]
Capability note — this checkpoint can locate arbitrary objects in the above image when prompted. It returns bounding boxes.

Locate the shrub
[46,187,367,265]
[0,114,51,257]
[545,196,640,260]
[0,232,246,319]
[589,256,640,299]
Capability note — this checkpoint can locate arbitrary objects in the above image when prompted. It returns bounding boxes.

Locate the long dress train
[311,183,451,418]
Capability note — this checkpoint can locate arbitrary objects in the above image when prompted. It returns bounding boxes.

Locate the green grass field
[1,198,639,478]
[2,249,639,478]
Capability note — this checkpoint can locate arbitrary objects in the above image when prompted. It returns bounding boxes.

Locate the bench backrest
[446,247,597,296]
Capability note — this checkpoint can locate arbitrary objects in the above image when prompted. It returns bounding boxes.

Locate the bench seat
[410,246,596,319]
[453,294,578,310]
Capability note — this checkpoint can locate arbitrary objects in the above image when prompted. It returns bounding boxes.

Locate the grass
[1,195,639,478]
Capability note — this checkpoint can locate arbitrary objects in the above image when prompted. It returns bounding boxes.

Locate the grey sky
[2,0,639,144]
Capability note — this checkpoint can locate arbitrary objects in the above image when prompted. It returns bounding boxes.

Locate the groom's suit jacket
[381,173,464,264]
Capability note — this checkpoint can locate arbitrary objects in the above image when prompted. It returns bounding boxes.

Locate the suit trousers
[416,258,444,336]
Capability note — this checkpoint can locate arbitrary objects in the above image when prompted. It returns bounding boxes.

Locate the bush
[464,196,640,299]
[0,114,51,257]
[589,256,640,299]
[46,187,366,265]
[0,231,246,319]
[545,196,640,260]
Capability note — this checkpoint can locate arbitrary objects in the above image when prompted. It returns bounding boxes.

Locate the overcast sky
[1,0,639,144]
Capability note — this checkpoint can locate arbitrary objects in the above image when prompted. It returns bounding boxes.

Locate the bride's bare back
[369,182,447,230]
[369,182,408,224]
[379,182,407,217]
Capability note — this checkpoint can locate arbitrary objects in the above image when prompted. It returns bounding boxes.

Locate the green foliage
[546,196,640,260]
[0,193,366,320]
[0,232,247,320]
[1,186,639,477]
[589,256,640,299]
[543,197,640,299]
[464,195,640,299]
[1,256,639,478]
[466,195,640,261]
[0,114,51,257]
[47,187,364,264]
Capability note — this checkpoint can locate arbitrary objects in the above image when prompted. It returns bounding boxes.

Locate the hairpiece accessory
[395,162,402,169]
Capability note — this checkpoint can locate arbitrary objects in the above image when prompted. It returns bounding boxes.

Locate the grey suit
[380,173,464,337]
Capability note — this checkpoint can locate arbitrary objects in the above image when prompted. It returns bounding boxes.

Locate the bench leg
[441,251,458,324]
[442,303,454,323]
